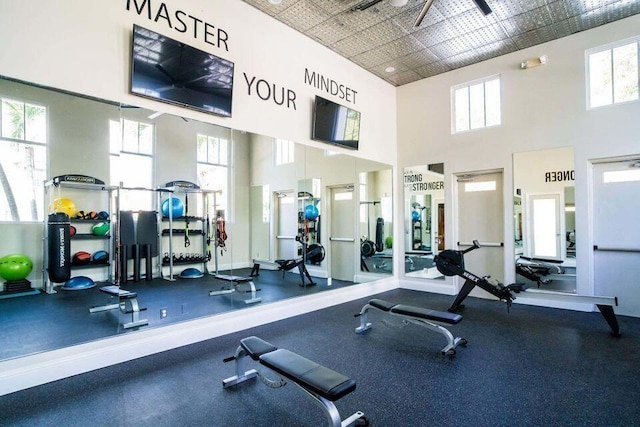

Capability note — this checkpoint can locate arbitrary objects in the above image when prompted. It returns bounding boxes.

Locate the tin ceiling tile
[503,7,554,37]
[448,8,495,34]
[339,8,388,32]
[397,47,440,69]
[380,34,426,59]
[358,20,410,46]
[393,4,446,32]
[242,0,281,16]
[331,33,375,57]
[473,39,519,62]
[428,36,473,59]
[552,17,585,37]
[313,0,361,15]
[512,25,558,50]
[371,59,409,77]
[412,18,459,47]
[307,18,353,45]
[433,0,476,19]
[444,50,481,69]
[415,61,452,78]
[351,47,394,68]
[386,69,423,85]
[459,23,510,49]
[278,0,333,31]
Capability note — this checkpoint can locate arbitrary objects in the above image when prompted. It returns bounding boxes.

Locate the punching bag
[48,212,71,282]
[375,218,384,253]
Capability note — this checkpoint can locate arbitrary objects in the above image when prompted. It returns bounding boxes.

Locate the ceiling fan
[414,0,492,27]
[352,0,493,28]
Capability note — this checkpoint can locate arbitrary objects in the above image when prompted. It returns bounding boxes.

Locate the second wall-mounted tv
[130,25,234,117]
[311,96,361,150]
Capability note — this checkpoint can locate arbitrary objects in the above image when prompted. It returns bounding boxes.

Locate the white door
[457,171,504,294]
[528,193,563,260]
[276,191,296,260]
[330,186,355,282]
[592,159,640,317]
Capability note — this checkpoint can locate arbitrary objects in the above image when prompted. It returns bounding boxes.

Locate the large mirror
[513,148,576,293]
[403,163,445,279]
[0,77,393,362]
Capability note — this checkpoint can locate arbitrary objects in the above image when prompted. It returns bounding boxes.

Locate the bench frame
[89,285,148,329]
[209,274,261,304]
[223,337,367,427]
[356,299,466,356]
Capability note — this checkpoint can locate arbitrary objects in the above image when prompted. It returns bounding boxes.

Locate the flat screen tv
[130,25,234,117]
[311,96,361,150]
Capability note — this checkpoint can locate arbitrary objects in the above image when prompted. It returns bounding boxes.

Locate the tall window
[587,37,639,108]
[110,118,154,210]
[0,98,47,221]
[451,75,501,133]
[275,138,294,165]
[197,134,228,217]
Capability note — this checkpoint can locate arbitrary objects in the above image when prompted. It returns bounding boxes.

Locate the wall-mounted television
[130,25,234,117]
[311,96,361,150]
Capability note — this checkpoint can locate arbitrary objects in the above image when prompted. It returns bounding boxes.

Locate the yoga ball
[92,222,110,236]
[49,198,76,218]
[411,210,420,221]
[161,197,184,218]
[304,204,319,221]
[0,253,33,281]
[385,236,393,249]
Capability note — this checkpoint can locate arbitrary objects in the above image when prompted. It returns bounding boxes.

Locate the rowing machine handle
[461,240,481,254]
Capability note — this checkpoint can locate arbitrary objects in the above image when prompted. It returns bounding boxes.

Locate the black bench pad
[260,349,356,402]
[240,336,278,361]
[369,298,462,325]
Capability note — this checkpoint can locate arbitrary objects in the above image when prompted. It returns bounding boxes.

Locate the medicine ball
[0,253,34,281]
[72,251,92,265]
[97,211,109,220]
[92,222,110,236]
[411,210,420,221]
[62,276,95,290]
[161,197,185,218]
[86,211,99,220]
[92,250,109,264]
[49,198,76,218]
[304,204,319,221]
[75,210,87,219]
[69,225,77,237]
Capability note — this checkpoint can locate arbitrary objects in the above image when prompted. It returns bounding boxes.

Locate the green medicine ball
[92,222,110,236]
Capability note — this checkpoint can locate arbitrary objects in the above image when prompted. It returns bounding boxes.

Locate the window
[110,118,154,210]
[587,37,639,108]
[451,75,501,133]
[464,181,496,192]
[197,134,229,217]
[275,138,294,165]
[0,98,47,221]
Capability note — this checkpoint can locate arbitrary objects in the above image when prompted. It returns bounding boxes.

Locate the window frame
[274,138,294,166]
[585,35,640,110]
[450,74,502,134]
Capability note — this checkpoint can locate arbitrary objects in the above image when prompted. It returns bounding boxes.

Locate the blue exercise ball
[411,210,420,221]
[304,204,319,221]
[161,197,184,218]
[62,276,95,290]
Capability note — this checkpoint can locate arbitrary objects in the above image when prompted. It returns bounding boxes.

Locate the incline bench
[223,336,368,427]
[209,274,261,304]
[355,299,467,356]
[89,285,148,329]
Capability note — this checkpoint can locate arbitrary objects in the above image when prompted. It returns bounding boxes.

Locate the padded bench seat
[89,285,148,329]
[356,299,466,356]
[209,275,261,304]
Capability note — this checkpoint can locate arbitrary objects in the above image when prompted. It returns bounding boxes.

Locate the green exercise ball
[92,222,110,236]
[385,236,393,249]
[0,253,34,281]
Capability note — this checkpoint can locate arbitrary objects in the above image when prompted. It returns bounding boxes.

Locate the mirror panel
[0,76,393,363]
[403,163,445,279]
[513,147,576,293]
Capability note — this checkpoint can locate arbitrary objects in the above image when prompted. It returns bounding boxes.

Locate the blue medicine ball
[411,210,420,221]
[161,197,185,218]
[304,204,319,221]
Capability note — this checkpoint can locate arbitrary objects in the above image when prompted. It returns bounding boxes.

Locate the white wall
[396,14,640,296]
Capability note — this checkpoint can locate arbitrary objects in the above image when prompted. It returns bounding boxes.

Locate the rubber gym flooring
[0,268,357,361]
[1,288,639,426]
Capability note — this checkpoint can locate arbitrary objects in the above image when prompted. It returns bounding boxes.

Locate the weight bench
[223,336,367,427]
[355,299,467,356]
[250,258,316,287]
[89,285,148,329]
[209,274,261,304]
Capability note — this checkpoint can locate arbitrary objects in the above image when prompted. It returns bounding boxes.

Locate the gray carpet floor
[1,289,638,426]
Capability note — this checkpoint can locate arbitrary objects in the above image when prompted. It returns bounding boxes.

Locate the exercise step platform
[90,285,148,329]
[223,336,367,427]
